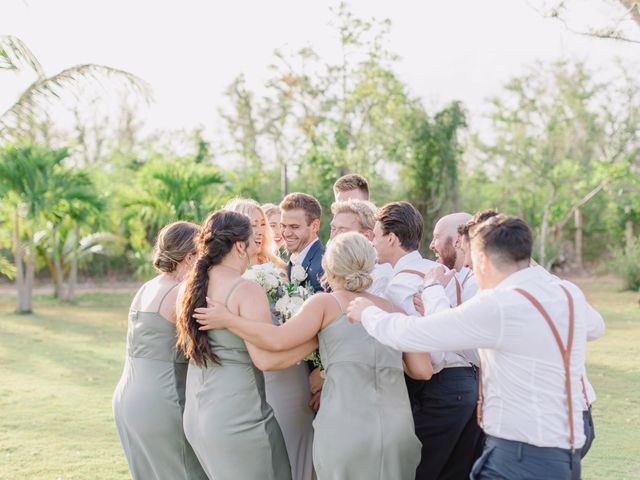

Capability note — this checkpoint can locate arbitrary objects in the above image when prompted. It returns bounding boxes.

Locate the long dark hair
[177,210,252,366]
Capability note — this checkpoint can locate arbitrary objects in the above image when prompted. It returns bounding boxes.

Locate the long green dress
[113,285,207,480]
[312,295,422,480]
[183,279,291,480]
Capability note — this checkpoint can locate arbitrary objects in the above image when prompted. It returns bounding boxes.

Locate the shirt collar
[392,250,423,274]
[494,265,540,290]
[290,238,319,266]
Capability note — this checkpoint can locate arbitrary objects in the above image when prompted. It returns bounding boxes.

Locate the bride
[224,197,315,480]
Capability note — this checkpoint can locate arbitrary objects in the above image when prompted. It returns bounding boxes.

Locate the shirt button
[457,395,462,401]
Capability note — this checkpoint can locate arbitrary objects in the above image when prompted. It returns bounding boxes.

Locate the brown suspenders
[477,285,578,452]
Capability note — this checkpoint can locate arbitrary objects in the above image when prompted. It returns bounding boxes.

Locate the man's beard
[439,239,457,270]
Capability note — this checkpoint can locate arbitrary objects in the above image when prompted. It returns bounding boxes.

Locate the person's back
[178,210,291,480]
[314,293,421,480]
[470,266,596,449]
[113,221,207,480]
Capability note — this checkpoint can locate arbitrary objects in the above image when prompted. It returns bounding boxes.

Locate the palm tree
[123,159,225,278]
[1,35,151,142]
[0,145,68,312]
[38,168,118,301]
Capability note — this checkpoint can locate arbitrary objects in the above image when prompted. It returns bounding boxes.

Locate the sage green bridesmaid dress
[113,284,207,480]
[183,279,291,480]
[312,295,422,480]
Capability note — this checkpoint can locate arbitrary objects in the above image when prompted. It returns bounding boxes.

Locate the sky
[2,0,638,140]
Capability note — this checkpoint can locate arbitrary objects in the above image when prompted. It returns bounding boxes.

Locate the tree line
[1,3,639,313]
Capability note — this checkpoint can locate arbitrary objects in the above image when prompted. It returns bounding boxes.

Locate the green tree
[123,158,225,278]
[466,60,639,268]
[403,102,467,250]
[0,145,77,312]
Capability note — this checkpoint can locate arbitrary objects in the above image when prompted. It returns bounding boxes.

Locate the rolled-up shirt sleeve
[585,304,605,341]
[361,293,504,353]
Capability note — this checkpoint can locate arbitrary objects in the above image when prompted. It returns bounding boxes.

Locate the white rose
[285,296,305,317]
[243,269,258,281]
[275,295,290,315]
[291,264,307,283]
[264,272,281,291]
[296,285,309,298]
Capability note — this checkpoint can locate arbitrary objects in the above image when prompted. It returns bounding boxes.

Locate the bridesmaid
[262,202,288,259]
[195,232,426,480]
[112,221,207,480]
[177,210,317,480]
[224,197,315,480]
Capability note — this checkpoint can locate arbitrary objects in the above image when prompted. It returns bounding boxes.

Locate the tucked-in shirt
[362,266,605,450]
[368,262,393,296]
[426,266,481,372]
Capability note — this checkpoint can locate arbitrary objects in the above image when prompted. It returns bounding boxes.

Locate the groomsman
[370,202,445,476]
[332,173,369,201]
[348,215,605,480]
[329,199,392,295]
[459,209,597,465]
[280,192,325,293]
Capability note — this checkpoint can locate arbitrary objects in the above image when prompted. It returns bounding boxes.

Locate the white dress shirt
[426,267,481,372]
[530,266,597,407]
[368,262,393,296]
[384,250,439,315]
[384,251,477,372]
[290,238,319,266]
[362,266,605,449]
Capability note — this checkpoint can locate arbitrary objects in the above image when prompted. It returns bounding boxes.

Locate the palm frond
[0,254,16,279]
[1,64,153,137]
[0,35,45,76]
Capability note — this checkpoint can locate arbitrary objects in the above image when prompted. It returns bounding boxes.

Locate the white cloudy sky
[2,0,638,139]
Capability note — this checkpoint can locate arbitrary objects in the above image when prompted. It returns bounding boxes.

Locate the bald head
[430,212,472,271]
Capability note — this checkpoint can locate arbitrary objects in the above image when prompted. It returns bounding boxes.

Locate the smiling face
[372,221,392,264]
[430,218,459,270]
[267,211,283,246]
[248,207,267,253]
[281,208,318,254]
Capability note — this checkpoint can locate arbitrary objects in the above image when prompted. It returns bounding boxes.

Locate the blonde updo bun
[322,232,375,293]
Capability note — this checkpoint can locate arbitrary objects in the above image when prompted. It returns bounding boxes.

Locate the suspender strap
[580,376,590,407]
[454,277,462,306]
[394,269,425,278]
[513,285,576,452]
[461,269,473,288]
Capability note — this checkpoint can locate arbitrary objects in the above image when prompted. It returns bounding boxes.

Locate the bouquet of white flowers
[243,263,284,305]
[245,262,322,368]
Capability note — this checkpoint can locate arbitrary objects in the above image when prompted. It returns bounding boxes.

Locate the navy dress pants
[471,435,581,480]
[411,367,483,480]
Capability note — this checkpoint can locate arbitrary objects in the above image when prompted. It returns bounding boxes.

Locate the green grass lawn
[0,278,638,479]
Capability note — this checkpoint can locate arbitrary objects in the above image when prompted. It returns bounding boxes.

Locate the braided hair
[177,210,252,366]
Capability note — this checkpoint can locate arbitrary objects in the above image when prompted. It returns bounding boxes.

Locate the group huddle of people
[112,174,604,480]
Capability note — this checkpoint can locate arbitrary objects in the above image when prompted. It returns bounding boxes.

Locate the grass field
[0,278,638,479]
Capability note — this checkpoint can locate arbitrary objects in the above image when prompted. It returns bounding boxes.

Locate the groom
[280,192,325,292]
[280,192,325,411]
